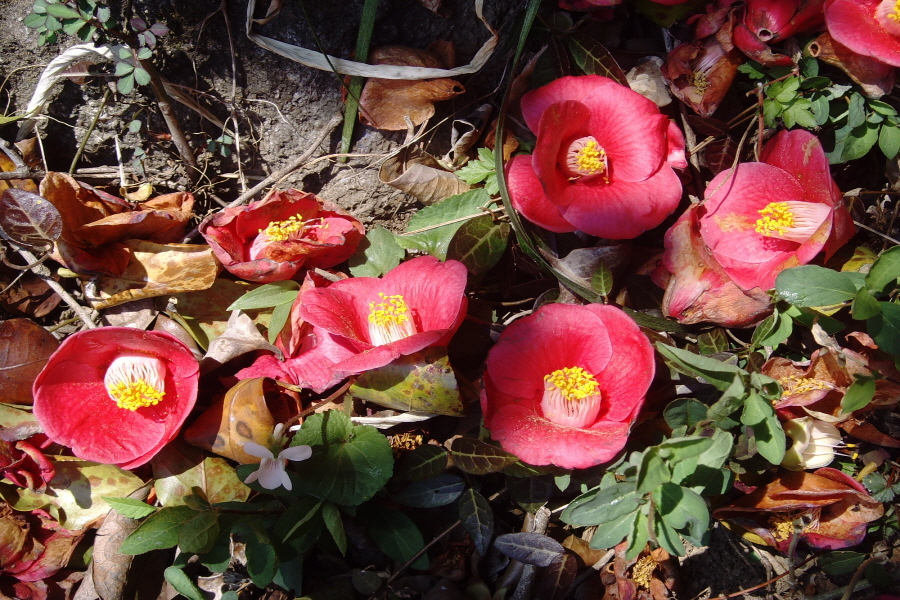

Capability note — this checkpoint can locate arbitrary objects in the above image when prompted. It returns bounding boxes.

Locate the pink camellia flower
[507,75,686,239]
[32,328,199,469]
[733,0,826,66]
[199,189,364,283]
[825,0,900,66]
[481,303,654,469]
[655,204,773,326]
[696,128,854,292]
[299,256,468,376]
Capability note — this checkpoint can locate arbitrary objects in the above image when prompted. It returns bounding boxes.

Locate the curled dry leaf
[0,189,62,252]
[0,147,38,195]
[380,146,469,205]
[359,44,465,131]
[0,266,61,319]
[807,32,895,99]
[151,441,250,506]
[82,240,219,310]
[200,310,281,374]
[184,377,297,464]
[252,0,283,25]
[0,319,60,405]
[86,485,150,600]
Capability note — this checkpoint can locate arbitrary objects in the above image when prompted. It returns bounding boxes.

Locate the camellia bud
[781,417,842,471]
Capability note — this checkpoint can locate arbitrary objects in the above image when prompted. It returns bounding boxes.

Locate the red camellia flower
[199,189,364,283]
[695,129,854,292]
[32,328,199,469]
[507,75,686,239]
[825,0,900,66]
[481,303,654,469]
[299,256,468,376]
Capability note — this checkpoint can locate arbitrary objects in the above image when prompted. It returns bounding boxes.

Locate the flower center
[631,555,656,590]
[876,0,900,34]
[754,201,830,243]
[104,354,167,411]
[768,508,821,542]
[565,136,609,180]
[260,215,306,242]
[367,293,418,346]
[778,375,833,395]
[540,366,602,428]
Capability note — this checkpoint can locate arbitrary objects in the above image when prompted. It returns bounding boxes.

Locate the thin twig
[69,88,111,174]
[840,556,880,600]
[853,220,900,246]
[16,247,97,329]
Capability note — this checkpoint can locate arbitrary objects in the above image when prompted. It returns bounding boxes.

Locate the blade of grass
[341,0,379,162]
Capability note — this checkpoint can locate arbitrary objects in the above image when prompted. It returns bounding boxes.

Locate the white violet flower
[243,423,312,491]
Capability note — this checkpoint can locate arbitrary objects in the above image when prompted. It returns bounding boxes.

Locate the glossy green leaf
[561,483,640,526]
[227,281,299,310]
[367,507,428,569]
[178,509,219,554]
[277,497,323,543]
[654,483,709,541]
[655,343,745,392]
[819,550,867,576]
[866,246,900,293]
[101,497,156,519]
[393,444,448,481]
[446,214,509,276]
[841,375,876,414]
[741,392,785,464]
[348,225,405,277]
[45,3,82,19]
[268,300,293,344]
[775,265,858,307]
[459,488,493,556]
[589,509,638,550]
[164,566,206,600]
[625,505,651,561]
[291,410,394,505]
[753,309,793,347]
[591,261,613,297]
[663,399,708,430]
[637,448,670,494]
[851,287,881,320]
[868,301,900,355]
[233,519,278,587]
[449,437,518,474]
[879,122,900,158]
[119,505,195,554]
[322,502,347,555]
[396,189,490,259]
[706,376,751,422]
[394,473,465,508]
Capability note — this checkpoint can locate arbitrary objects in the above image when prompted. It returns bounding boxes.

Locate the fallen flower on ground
[733,0,826,66]
[32,328,199,469]
[242,423,312,491]
[825,0,900,67]
[781,417,842,470]
[299,255,468,376]
[697,128,854,291]
[199,188,364,283]
[507,75,686,239]
[0,438,55,493]
[481,303,654,469]
[713,467,883,552]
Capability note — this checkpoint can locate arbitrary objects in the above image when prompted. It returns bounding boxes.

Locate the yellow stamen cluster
[692,70,710,94]
[104,355,167,411]
[368,293,410,327]
[575,140,607,176]
[108,380,165,411]
[544,367,600,402]
[768,508,821,542]
[755,202,795,236]
[631,555,657,590]
[259,215,306,242]
[778,375,832,395]
[889,0,900,21]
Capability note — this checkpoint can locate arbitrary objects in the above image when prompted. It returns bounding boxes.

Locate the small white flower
[782,417,842,471]
[243,424,312,491]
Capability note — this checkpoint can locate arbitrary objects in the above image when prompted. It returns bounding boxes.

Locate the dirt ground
[0,1,826,598]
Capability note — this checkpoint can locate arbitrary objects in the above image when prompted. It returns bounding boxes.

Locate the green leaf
[655,343,746,392]
[706,376,750,422]
[45,3,82,19]
[567,34,627,84]
[449,437,518,475]
[626,506,651,561]
[842,375,875,414]
[653,515,685,557]
[396,189,490,259]
[348,226,405,277]
[164,566,206,600]
[394,473,465,508]
[847,92,866,129]
[393,444,448,481]
[851,287,882,320]
[446,214,509,276]
[494,532,565,567]
[589,509,638,550]
[350,347,464,415]
[227,281,300,310]
[291,410,394,505]
[24,13,47,28]
[178,509,219,554]
[866,246,900,293]
[115,62,135,77]
[367,506,428,569]
[119,505,195,554]
[697,329,727,355]
[62,18,86,35]
[741,392,785,464]
[101,497,156,519]
[663,399,708,430]
[863,472,898,502]
[841,122,879,162]
[268,300,293,344]
[133,67,151,86]
[137,47,153,60]
[276,497,322,542]
[879,123,900,158]
[561,483,640,526]
[654,483,709,541]
[233,520,278,587]
[321,502,347,555]
[591,261,613,297]
[775,265,858,307]
[459,488,493,555]
[819,550,867,576]
[456,148,495,185]
[510,475,555,512]
[868,301,900,355]
[753,309,793,347]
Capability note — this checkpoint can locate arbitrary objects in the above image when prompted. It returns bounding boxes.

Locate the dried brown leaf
[380,148,469,205]
[0,319,60,405]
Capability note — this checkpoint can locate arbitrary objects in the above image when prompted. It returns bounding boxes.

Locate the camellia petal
[825,0,900,67]
[505,155,575,233]
[32,328,199,469]
[481,303,653,469]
